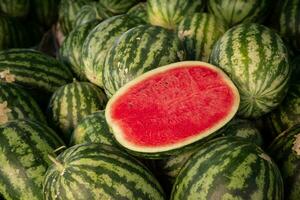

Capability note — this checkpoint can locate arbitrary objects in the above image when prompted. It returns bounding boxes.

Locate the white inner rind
[105,61,240,153]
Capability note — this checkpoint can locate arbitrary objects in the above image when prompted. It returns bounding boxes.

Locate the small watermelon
[269,124,300,200]
[99,0,139,14]
[31,0,60,28]
[106,61,240,158]
[127,2,148,23]
[43,143,165,200]
[171,137,283,200]
[0,0,30,18]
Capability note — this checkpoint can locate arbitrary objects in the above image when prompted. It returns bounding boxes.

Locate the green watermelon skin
[177,12,227,62]
[0,83,46,125]
[127,2,148,23]
[43,143,165,200]
[147,0,205,29]
[103,25,186,97]
[48,81,107,141]
[70,111,116,146]
[99,0,139,14]
[268,124,300,200]
[0,120,65,200]
[278,0,300,52]
[31,0,60,28]
[210,23,291,118]
[208,0,271,27]
[58,0,93,35]
[0,0,30,17]
[74,2,113,28]
[171,137,283,200]
[81,14,145,87]
[0,49,73,94]
[59,21,99,80]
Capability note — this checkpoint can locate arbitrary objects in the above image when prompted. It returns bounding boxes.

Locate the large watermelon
[59,21,99,80]
[0,0,30,17]
[269,124,300,200]
[147,0,205,29]
[0,83,46,125]
[103,25,186,97]
[210,23,291,118]
[0,120,65,200]
[177,12,227,62]
[208,0,271,27]
[43,143,165,200]
[99,0,139,14]
[81,14,144,87]
[48,81,107,141]
[171,137,283,200]
[106,61,240,158]
[70,110,116,147]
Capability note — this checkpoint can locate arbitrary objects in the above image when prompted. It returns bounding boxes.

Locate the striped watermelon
[269,124,300,200]
[106,61,239,158]
[48,81,107,141]
[70,111,116,147]
[103,25,186,97]
[171,137,283,200]
[127,2,148,23]
[58,0,93,35]
[210,23,291,118]
[0,0,30,17]
[74,2,113,28]
[59,21,99,80]
[0,49,73,95]
[177,12,227,62]
[208,0,271,27]
[99,0,139,14]
[30,0,60,28]
[0,83,46,125]
[0,120,65,200]
[277,0,300,52]
[43,143,165,199]
[147,0,205,29]
[81,14,145,87]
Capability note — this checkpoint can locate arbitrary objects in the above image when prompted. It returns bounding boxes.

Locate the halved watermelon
[105,61,240,157]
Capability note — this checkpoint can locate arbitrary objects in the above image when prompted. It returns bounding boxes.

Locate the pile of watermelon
[0,0,300,199]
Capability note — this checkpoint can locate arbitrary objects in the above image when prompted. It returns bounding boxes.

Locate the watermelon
[210,23,291,118]
[70,111,116,147]
[74,2,113,28]
[59,21,99,80]
[30,0,60,28]
[147,0,205,29]
[177,12,227,62]
[269,124,300,200]
[48,81,107,141]
[103,25,186,97]
[208,0,271,27]
[43,143,165,200]
[0,83,46,125]
[0,120,65,200]
[99,0,139,14]
[0,0,30,18]
[105,61,240,157]
[171,136,283,200]
[127,2,148,23]
[58,0,93,35]
[0,49,73,95]
[156,118,263,184]
[81,14,145,87]
[277,0,300,52]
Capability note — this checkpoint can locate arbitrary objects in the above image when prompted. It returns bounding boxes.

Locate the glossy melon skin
[106,61,240,158]
[210,23,291,119]
[43,143,166,200]
[171,137,283,200]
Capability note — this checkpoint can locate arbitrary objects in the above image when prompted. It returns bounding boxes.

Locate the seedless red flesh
[106,61,240,153]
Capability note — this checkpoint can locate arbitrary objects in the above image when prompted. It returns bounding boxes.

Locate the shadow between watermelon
[105,61,240,158]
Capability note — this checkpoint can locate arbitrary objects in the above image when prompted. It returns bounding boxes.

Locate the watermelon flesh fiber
[106,62,240,153]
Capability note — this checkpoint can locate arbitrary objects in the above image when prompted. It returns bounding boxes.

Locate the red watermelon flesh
[106,61,240,153]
